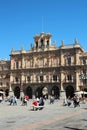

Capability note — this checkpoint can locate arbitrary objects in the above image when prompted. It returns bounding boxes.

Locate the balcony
[11,79,60,84]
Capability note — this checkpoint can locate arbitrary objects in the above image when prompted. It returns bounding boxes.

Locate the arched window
[41,39,44,49]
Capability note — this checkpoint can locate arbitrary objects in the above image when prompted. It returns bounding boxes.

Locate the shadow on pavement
[64,126,85,130]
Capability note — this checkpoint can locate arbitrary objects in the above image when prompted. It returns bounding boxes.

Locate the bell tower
[34,32,52,51]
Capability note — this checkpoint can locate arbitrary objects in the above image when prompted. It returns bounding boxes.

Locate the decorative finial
[54,40,56,47]
[12,48,14,52]
[75,38,78,44]
[30,43,32,49]
[22,45,24,51]
[61,40,64,46]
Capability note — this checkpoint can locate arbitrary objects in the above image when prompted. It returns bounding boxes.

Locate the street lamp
[80,74,87,103]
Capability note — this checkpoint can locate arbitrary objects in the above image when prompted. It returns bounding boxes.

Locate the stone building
[0,32,87,99]
[0,60,10,96]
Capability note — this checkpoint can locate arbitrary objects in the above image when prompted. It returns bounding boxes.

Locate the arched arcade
[65,85,75,98]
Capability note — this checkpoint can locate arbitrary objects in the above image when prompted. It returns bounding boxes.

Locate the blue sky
[0,0,87,60]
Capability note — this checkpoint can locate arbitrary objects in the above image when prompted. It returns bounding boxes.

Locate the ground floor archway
[14,86,20,99]
[42,87,48,99]
[51,85,60,99]
[35,87,43,98]
[25,86,32,99]
[65,85,74,98]
[5,89,9,97]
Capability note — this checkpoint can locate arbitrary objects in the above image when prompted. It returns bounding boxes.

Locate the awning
[75,91,87,95]
[0,91,4,94]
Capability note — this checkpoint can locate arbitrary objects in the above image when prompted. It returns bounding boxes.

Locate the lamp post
[80,74,87,103]
[81,75,85,98]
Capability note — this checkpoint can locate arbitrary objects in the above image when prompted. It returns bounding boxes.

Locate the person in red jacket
[32,100,38,106]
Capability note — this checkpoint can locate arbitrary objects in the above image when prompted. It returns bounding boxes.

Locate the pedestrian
[13,96,17,105]
[39,97,44,106]
[63,98,67,106]
[67,98,71,106]
[50,95,54,104]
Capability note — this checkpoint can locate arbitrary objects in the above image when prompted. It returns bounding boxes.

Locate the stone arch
[25,86,32,99]
[42,87,48,99]
[35,87,43,98]
[14,86,20,99]
[65,85,74,98]
[5,89,9,97]
[51,85,60,99]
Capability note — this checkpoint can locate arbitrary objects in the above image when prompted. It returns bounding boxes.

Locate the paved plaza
[0,99,87,130]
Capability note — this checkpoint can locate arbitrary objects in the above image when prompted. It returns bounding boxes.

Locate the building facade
[0,60,10,96]
[0,32,87,99]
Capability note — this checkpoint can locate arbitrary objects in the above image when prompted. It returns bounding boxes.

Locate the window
[83,69,86,74]
[83,80,86,85]
[83,59,86,65]
[16,62,19,69]
[6,82,9,87]
[7,66,10,70]
[0,82,3,86]
[67,56,71,65]
[15,77,18,82]
[5,74,10,78]
[53,75,57,81]
[67,75,72,81]
[40,76,43,81]
[27,76,30,82]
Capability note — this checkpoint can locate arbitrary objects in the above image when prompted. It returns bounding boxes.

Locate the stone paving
[0,99,87,130]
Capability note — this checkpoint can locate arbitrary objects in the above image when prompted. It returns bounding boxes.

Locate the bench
[30,105,45,111]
